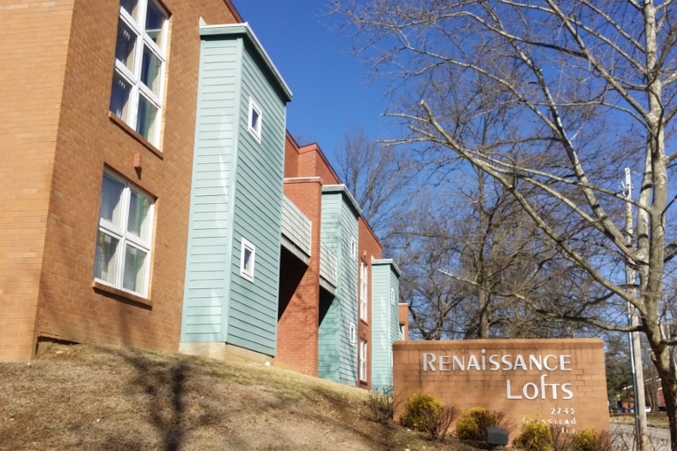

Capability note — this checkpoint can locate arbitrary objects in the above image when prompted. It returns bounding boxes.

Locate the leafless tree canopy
[332,0,677,448]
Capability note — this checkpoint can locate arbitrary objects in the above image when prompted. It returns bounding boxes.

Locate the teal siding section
[318,194,340,380]
[318,290,339,381]
[318,190,359,386]
[181,39,242,343]
[225,41,286,357]
[371,261,401,388]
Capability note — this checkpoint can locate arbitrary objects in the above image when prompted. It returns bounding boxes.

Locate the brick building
[0,0,406,390]
[0,0,242,362]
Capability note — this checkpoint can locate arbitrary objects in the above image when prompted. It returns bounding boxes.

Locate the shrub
[456,407,513,442]
[365,385,399,424]
[399,392,459,442]
[400,392,443,432]
[572,429,612,451]
[513,419,552,451]
[427,405,460,442]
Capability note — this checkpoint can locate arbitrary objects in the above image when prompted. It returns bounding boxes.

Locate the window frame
[359,261,368,322]
[94,170,155,298]
[349,323,356,345]
[110,0,168,146]
[350,238,357,260]
[240,238,256,282]
[359,339,368,382]
[248,98,263,143]
[390,287,396,305]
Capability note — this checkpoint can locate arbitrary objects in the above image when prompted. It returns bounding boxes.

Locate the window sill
[108,112,163,160]
[92,280,152,308]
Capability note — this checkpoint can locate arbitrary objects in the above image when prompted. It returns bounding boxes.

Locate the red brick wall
[1,0,241,361]
[284,132,300,178]
[298,144,340,185]
[0,0,76,361]
[358,218,383,390]
[393,339,609,441]
[276,179,324,376]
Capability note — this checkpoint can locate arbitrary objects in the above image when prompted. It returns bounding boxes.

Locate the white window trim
[359,339,368,382]
[350,238,357,260]
[111,0,168,146]
[360,261,368,322]
[95,170,154,298]
[390,287,396,305]
[349,323,356,345]
[248,98,263,143]
[240,238,256,282]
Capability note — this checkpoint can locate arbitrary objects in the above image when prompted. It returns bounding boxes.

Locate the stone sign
[393,339,609,440]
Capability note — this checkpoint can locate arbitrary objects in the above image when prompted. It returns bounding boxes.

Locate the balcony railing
[281,195,311,262]
[319,240,338,291]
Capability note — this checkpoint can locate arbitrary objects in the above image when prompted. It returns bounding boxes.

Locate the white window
[360,261,368,321]
[350,238,357,259]
[110,0,168,146]
[390,287,396,305]
[248,98,263,142]
[349,323,356,345]
[240,238,256,282]
[94,170,154,297]
[359,339,368,382]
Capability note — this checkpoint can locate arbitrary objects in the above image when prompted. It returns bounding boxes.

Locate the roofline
[199,23,293,102]
[298,142,343,185]
[222,0,243,22]
[322,184,362,217]
[372,258,402,277]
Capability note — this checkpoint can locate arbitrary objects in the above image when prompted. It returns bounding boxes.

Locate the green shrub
[400,392,443,432]
[399,392,459,442]
[455,407,513,442]
[514,419,552,451]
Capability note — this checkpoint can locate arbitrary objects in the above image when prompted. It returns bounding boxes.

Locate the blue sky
[233,1,395,167]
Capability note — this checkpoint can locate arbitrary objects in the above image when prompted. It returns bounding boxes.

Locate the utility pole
[624,167,649,451]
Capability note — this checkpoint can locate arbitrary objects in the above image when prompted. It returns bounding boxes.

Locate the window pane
[127,189,152,240]
[145,0,167,48]
[99,174,125,226]
[243,248,252,272]
[110,73,132,121]
[251,109,259,130]
[120,0,138,20]
[94,231,120,284]
[141,45,161,95]
[115,18,137,72]
[136,95,158,141]
[123,245,148,293]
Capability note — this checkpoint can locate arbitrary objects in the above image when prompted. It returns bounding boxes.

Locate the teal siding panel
[318,291,340,381]
[371,264,392,388]
[318,191,359,386]
[224,42,286,357]
[181,39,242,343]
[337,198,359,386]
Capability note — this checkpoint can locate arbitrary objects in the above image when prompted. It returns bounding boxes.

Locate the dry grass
[610,413,670,429]
[0,343,493,451]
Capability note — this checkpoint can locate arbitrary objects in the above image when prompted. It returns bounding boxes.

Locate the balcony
[319,240,338,294]
[281,195,311,264]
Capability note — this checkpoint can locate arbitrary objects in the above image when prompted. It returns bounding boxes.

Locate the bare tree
[335,124,415,233]
[332,1,677,448]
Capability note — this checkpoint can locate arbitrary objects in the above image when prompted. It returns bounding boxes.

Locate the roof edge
[199,23,292,102]
[322,184,362,217]
[372,258,402,277]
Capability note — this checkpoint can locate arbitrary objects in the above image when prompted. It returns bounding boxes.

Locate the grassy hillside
[0,344,487,451]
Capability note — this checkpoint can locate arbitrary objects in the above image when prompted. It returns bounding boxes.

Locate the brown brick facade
[0,0,241,361]
[393,339,609,440]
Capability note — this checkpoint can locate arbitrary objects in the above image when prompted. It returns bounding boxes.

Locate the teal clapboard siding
[371,259,401,388]
[318,187,360,386]
[181,38,242,343]
[181,25,291,358]
[225,40,286,356]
